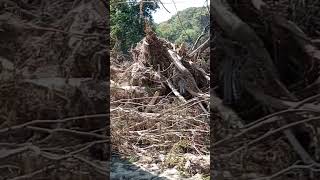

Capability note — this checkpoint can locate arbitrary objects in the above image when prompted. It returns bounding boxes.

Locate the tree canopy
[156,7,209,46]
[110,0,159,53]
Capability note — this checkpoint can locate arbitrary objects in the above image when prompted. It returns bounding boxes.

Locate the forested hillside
[156,7,209,46]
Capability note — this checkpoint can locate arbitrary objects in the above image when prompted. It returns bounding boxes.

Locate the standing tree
[111,0,159,53]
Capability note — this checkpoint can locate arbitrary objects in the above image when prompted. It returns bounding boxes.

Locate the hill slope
[156,7,209,46]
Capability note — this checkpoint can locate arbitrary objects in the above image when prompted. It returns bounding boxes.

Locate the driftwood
[156,67,209,115]
[167,45,209,115]
[167,49,208,98]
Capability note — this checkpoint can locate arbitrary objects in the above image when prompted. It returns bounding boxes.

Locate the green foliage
[156,7,209,46]
[111,0,159,53]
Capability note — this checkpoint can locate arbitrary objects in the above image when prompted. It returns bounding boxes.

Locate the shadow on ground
[111,153,170,180]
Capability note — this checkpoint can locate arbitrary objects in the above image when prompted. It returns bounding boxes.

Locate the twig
[8,165,55,180]
[0,114,108,134]
[188,38,209,57]
[191,24,209,50]
[170,0,191,42]
[221,115,320,163]
[27,126,106,140]
[253,162,320,180]
[156,0,171,13]
[73,155,108,175]
[213,108,320,148]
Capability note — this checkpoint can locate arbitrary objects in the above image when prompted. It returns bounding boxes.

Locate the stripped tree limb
[188,38,209,57]
[191,24,209,50]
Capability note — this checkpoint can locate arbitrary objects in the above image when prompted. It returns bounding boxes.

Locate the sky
[151,0,209,23]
